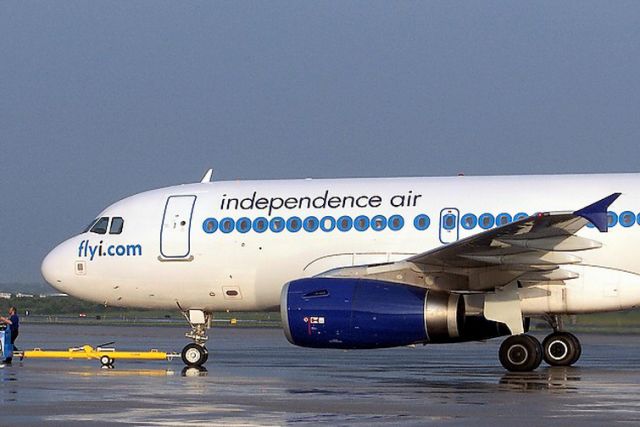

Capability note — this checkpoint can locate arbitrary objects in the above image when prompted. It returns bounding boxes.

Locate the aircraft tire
[499,334,543,372]
[181,343,207,367]
[567,333,582,365]
[543,332,580,366]
[100,355,114,367]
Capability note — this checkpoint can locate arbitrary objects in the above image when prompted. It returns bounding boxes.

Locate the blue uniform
[2,313,19,362]
[9,314,18,343]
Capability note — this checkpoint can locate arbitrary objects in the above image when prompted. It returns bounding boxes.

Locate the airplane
[40,171,640,371]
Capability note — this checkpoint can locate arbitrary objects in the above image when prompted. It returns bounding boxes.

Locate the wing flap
[497,235,602,252]
[459,251,582,266]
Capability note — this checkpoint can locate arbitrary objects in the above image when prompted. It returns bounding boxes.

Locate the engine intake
[281,277,508,349]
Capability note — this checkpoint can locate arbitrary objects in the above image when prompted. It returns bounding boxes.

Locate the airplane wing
[320,193,621,293]
[319,193,621,334]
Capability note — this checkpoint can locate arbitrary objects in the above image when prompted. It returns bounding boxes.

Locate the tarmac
[2,324,640,426]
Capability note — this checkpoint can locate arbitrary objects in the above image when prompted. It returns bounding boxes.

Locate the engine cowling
[281,277,509,349]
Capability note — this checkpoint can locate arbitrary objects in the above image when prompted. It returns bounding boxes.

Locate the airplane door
[439,208,459,244]
[160,195,197,258]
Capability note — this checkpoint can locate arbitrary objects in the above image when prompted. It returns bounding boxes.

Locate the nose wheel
[181,343,209,367]
[100,355,114,368]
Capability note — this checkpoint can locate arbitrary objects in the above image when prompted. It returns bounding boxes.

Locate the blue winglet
[573,193,621,232]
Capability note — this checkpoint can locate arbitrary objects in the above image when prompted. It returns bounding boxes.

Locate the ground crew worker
[0,307,20,364]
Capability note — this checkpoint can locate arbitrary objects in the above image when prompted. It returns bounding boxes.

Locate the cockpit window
[90,217,109,234]
[110,217,124,234]
[83,218,99,233]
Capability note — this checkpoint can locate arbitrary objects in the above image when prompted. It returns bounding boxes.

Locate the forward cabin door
[160,195,197,258]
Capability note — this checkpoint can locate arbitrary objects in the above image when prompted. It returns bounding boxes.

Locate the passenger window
[253,218,268,233]
[90,217,109,234]
[110,217,124,234]
[461,214,476,230]
[479,213,495,230]
[371,215,387,231]
[220,218,235,233]
[287,217,302,232]
[443,214,456,230]
[270,217,285,232]
[236,217,251,233]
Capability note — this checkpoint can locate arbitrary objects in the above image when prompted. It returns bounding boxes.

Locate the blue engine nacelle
[281,277,511,349]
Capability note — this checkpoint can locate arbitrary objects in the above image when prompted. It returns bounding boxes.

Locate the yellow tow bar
[15,345,179,367]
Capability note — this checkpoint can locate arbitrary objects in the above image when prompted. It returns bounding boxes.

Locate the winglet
[573,193,621,232]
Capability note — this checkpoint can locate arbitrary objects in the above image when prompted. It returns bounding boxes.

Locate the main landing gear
[180,309,211,368]
[498,316,582,372]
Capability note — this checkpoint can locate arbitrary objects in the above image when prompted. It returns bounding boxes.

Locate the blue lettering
[79,241,143,261]
[127,244,142,256]
[88,245,97,261]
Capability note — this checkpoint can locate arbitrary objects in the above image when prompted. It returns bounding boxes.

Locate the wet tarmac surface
[2,324,640,425]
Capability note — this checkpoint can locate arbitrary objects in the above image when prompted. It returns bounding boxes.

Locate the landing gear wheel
[499,335,543,372]
[181,343,207,367]
[543,332,581,366]
[100,355,113,367]
[568,333,581,365]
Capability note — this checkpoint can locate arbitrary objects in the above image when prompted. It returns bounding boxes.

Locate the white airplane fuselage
[42,173,640,316]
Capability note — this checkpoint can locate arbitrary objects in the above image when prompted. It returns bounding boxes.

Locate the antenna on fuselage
[200,168,214,183]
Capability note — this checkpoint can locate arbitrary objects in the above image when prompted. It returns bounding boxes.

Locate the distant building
[15,293,34,298]
[39,293,68,298]
[0,293,11,299]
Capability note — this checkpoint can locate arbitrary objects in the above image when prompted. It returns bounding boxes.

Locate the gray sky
[2,1,640,283]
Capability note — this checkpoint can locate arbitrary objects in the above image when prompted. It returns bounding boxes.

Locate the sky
[2,1,640,283]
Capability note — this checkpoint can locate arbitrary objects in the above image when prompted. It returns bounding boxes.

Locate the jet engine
[281,277,509,349]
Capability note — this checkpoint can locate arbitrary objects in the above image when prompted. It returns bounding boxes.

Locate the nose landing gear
[179,309,211,368]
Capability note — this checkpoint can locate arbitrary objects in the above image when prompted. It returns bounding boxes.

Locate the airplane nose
[41,245,65,292]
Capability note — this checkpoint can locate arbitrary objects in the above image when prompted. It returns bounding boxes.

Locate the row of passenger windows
[459,211,638,230]
[459,212,528,230]
[203,214,407,234]
[85,217,125,235]
[202,210,639,235]
[448,211,637,230]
